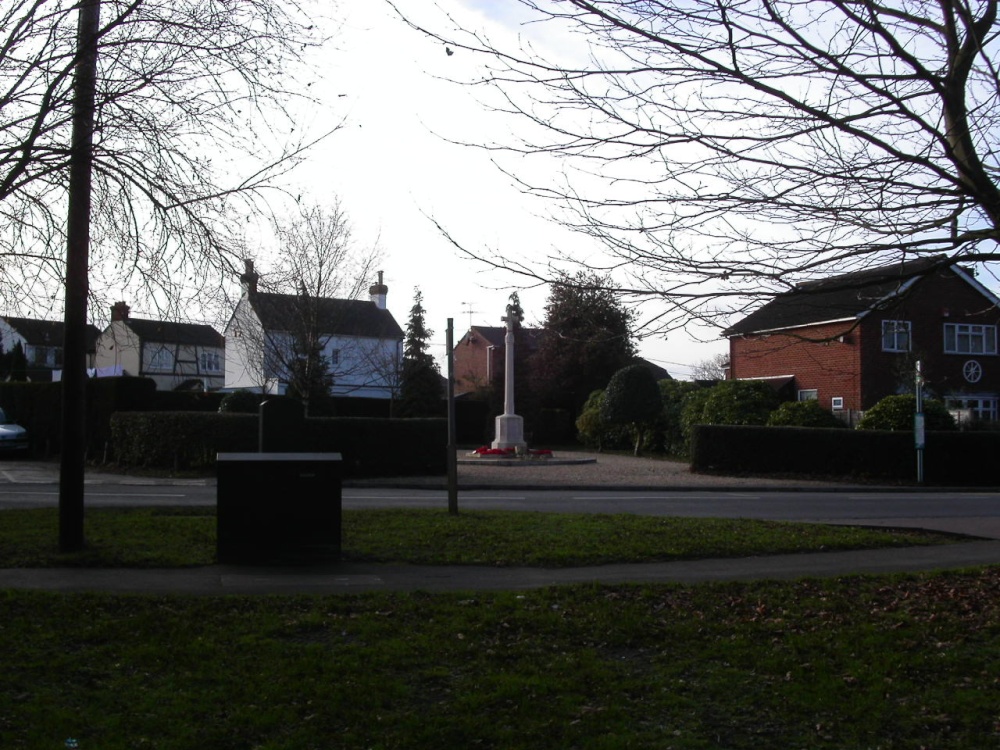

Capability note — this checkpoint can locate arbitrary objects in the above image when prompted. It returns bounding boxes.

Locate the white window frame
[148,346,173,371]
[200,350,221,373]
[944,323,997,355]
[881,320,911,352]
[831,397,844,410]
[945,396,999,422]
[329,348,341,367]
[797,389,818,401]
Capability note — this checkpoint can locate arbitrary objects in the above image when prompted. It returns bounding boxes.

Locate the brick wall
[452,330,503,396]
[861,270,1000,407]
[729,320,862,411]
[729,268,1000,412]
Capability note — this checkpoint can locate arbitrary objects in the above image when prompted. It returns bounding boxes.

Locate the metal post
[446,318,458,514]
[915,360,925,485]
[59,0,101,552]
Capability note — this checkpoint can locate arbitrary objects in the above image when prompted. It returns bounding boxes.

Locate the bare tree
[0,0,327,317]
[1,0,326,550]
[690,353,730,382]
[227,201,398,415]
[394,0,1000,332]
[270,202,378,306]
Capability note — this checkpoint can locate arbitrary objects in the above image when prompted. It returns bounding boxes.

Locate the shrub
[658,379,702,455]
[600,364,664,455]
[575,390,606,449]
[857,394,955,431]
[768,400,846,428]
[218,390,265,414]
[679,386,713,452]
[575,390,634,452]
[685,380,780,427]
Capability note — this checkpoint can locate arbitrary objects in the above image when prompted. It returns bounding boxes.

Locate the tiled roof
[3,316,101,350]
[723,256,971,336]
[250,293,403,340]
[468,325,543,349]
[123,318,224,348]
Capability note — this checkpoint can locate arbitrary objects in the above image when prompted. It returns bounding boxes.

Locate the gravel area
[1,453,847,489]
[349,450,846,489]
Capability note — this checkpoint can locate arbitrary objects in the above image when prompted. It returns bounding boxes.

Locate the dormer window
[881,320,911,352]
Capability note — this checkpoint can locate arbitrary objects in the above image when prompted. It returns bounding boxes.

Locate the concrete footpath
[3,542,1000,595]
[2,453,1000,595]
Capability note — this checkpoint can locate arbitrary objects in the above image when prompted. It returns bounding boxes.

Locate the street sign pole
[915,360,925,485]
[446,318,458,515]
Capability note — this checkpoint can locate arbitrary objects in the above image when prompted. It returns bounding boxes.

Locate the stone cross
[491,293,526,451]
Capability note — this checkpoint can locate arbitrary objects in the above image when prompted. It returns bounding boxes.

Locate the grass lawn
[0,506,952,568]
[2,509,996,748]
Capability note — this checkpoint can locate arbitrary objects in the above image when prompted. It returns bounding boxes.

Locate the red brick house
[723,257,1000,422]
[454,324,673,397]
[452,325,542,396]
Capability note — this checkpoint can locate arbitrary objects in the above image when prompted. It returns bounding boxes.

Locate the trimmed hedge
[690,424,1000,485]
[0,377,157,460]
[111,412,259,470]
[110,411,448,478]
[0,381,61,458]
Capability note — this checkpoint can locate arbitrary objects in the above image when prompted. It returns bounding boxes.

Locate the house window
[329,349,340,367]
[831,397,844,410]
[28,345,57,367]
[945,396,999,422]
[798,389,818,401]
[944,323,997,355]
[148,346,173,371]
[200,351,221,373]
[881,320,911,352]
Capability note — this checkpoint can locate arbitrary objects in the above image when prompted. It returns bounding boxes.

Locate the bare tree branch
[0,0,332,319]
[392,0,1000,333]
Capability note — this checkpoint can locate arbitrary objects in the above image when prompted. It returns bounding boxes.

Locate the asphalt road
[2,481,999,538]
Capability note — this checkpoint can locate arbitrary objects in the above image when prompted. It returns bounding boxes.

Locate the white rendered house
[0,316,101,380]
[93,303,226,391]
[224,263,403,399]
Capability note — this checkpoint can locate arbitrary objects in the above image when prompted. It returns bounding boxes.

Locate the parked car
[0,408,28,454]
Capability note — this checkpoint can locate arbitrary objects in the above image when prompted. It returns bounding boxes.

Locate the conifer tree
[399,289,442,417]
[8,342,27,382]
[532,271,635,416]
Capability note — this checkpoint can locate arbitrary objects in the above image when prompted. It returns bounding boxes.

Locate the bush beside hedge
[690,424,1000,485]
[110,411,447,477]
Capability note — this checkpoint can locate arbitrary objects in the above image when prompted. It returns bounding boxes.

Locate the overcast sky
[257,0,729,379]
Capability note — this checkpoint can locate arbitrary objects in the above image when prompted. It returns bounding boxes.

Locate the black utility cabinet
[216,452,342,564]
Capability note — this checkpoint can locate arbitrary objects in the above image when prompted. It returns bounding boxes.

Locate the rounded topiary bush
[857,394,955,431]
[767,400,846,428]
[600,364,664,455]
[218,390,264,414]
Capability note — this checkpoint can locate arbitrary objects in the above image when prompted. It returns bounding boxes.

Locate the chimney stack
[240,258,259,294]
[111,301,130,322]
[369,271,388,310]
